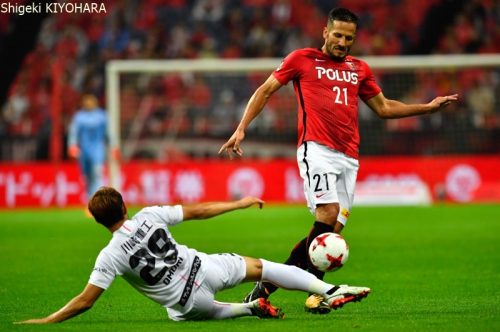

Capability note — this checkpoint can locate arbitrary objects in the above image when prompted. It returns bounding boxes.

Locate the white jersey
[89,205,206,308]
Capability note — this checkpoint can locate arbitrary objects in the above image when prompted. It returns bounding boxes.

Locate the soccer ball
[308,232,349,272]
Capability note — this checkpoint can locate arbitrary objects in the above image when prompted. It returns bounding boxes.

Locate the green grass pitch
[1,204,499,331]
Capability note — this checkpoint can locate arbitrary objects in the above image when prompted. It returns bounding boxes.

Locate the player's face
[322,20,357,61]
[82,95,98,110]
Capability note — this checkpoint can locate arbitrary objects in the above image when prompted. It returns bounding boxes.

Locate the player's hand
[14,318,49,324]
[68,145,80,159]
[239,196,264,209]
[218,129,245,159]
[429,94,459,112]
[111,147,121,161]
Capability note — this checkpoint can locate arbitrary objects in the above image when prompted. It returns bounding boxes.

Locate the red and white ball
[308,232,349,272]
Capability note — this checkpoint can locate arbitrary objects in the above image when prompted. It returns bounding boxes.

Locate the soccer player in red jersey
[219,7,458,313]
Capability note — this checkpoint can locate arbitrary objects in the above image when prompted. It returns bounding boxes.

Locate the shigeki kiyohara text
[0,2,107,15]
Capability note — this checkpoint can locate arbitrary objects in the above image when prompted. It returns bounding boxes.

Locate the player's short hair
[88,186,126,228]
[328,8,359,26]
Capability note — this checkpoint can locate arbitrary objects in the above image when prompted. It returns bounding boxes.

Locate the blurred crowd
[0,0,499,160]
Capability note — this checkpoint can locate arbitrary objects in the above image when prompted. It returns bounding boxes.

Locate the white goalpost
[105,58,282,188]
[105,54,500,189]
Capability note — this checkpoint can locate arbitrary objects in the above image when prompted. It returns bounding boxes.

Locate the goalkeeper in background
[67,94,115,203]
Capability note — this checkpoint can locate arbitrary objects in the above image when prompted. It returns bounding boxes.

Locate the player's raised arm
[365,92,459,119]
[15,284,104,324]
[218,74,282,159]
[182,196,264,221]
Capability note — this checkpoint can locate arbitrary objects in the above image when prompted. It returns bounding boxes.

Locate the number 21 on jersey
[333,86,348,105]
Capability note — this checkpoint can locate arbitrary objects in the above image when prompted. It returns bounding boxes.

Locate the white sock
[260,259,334,295]
[210,301,254,319]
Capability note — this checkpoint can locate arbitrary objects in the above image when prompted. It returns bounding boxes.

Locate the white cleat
[324,285,371,310]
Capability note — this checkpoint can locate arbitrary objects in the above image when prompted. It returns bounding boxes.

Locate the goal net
[106,54,500,187]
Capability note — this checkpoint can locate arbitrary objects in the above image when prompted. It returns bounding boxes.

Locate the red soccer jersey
[273,48,381,159]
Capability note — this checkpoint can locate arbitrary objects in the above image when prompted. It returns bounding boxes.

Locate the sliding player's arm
[16,284,104,324]
[182,197,264,221]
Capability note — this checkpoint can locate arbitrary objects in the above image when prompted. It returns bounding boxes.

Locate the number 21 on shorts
[313,173,330,196]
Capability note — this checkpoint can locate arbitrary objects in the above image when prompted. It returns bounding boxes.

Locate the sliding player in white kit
[17,186,370,324]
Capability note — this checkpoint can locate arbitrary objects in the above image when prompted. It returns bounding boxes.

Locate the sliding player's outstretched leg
[243,220,333,306]
[244,258,370,313]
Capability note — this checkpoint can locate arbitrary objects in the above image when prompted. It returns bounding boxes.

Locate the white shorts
[166,253,246,321]
[297,141,359,226]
